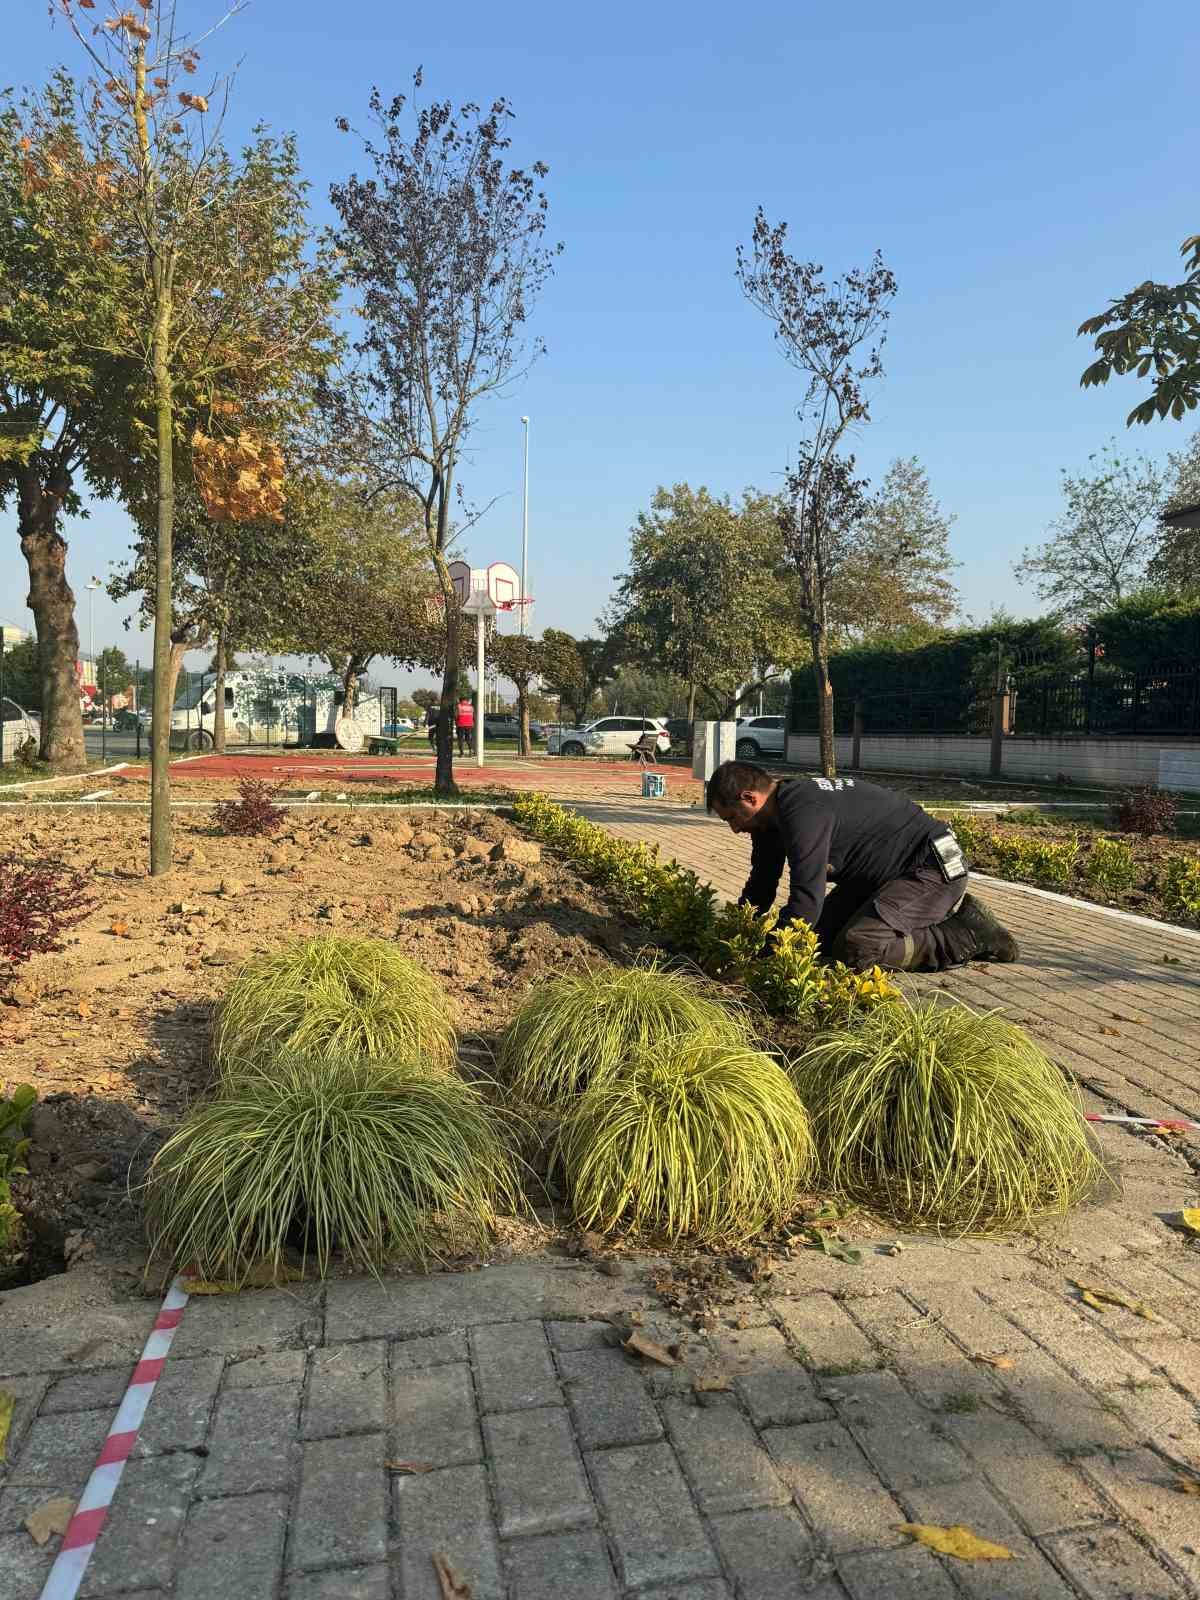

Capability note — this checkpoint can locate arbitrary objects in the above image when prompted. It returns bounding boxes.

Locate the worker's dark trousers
[815,863,976,972]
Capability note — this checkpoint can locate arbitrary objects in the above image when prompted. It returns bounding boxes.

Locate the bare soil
[0,803,652,1284]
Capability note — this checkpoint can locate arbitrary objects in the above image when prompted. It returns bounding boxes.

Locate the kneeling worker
[707,760,1018,972]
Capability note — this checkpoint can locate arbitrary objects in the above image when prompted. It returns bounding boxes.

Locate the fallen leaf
[76,1001,93,1019]
[1181,1208,1200,1237]
[622,1332,679,1368]
[1072,1281,1161,1321]
[895,1522,1015,1562]
[1175,1476,1200,1497]
[386,1460,434,1474]
[0,1391,14,1462]
[432,1551,472,1599]
[1162,954,1182,964]
[24,1497,74,1547]
[805,1228,863,1265]
[1098,1026,1120,1036]
[109,919,130,938]
[692,1374,733,1393]
[970,1353,1016,1371]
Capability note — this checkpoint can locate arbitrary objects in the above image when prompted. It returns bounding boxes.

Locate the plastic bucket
[641,772,667,798]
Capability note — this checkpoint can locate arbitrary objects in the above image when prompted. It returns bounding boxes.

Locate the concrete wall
[783,733,1200,793]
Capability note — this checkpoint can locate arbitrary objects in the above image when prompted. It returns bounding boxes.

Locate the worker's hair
[706,760,774,812]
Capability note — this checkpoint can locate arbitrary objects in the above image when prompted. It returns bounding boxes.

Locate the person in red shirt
[455,696,475,756]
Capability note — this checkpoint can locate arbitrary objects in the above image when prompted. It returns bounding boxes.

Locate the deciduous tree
[539,629,617,725]
[57,0,338,870]
[830,457,959,641]
[328,73,560,794]
[1012,445,1166,618]
[490,633,545,755]
[738,211,896,775]
[1079,231,1200,425]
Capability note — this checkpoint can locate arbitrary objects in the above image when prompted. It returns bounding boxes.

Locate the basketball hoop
[496,596,533,613]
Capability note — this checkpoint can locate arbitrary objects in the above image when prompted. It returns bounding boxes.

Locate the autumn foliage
[192,430,286,523]
[213,776,287,837]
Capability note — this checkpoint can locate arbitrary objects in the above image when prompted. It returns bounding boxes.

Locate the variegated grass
[212,937,456,1078]
[790,996,1106,1234]
[498,961,757,1110]
[553,1038,815,1244]
[145,1052,518,1278]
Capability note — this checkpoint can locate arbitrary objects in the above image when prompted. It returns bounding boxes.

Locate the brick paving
[2,796,1200,1598]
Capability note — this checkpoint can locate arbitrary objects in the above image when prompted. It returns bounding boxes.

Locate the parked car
[0,697,40,760]
[483,714,544,742]
[735,714,786,760]
[548,716,670,758]
[665,718,694,754]
[383,717,416,735]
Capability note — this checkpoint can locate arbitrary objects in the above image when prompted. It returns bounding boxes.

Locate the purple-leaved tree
[328,74,560,794]
[737,211,895,777]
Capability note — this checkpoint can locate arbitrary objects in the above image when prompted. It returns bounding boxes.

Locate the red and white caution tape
[1085,1112,1200,1133]
[39,1275,190,1600]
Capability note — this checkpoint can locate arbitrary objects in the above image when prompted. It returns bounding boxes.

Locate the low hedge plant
[512,793,898,1029]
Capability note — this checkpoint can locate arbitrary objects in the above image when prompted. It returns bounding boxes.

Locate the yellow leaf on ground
[77,1001,93,1019]
[1181,1208,1200,1237]
[0,1391,14,1462]
[970,1353,1016,1371]
[1072,1281,1161,1321]
[1175,1476,1200,1497]
[896,1522,1015,1561]
[24,1497,74,1546]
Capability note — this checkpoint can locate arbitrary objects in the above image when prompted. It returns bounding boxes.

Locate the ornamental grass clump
[213,937,456,1077]
[791,997,1106,1234]
[553,1038,815,1244]
[145,1052,519,1278]
[497,962,756,1110]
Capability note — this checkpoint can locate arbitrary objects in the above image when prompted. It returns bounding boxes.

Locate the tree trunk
[687,677,697,724]
[809,622,836,779]
[213,626,227,754]
[149,334,175,874]
[15,463,87,772]
[517,683,530,757]
[436,621,460,793]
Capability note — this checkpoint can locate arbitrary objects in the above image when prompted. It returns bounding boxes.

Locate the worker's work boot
[947,893,1020,962]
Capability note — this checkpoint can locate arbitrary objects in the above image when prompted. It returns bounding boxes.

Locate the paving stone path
[2,796,1199,1599]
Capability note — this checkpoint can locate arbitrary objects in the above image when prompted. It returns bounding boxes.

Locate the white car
[549,716,670,758]
[735,714,786,760]
[1,698,40,760]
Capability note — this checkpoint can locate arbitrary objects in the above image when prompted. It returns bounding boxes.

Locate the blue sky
[2,0,1197,685]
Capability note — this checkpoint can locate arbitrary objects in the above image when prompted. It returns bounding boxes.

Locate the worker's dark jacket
[741,777,947,929]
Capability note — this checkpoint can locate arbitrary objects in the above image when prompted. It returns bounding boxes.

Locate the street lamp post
[520,416,530,636]
[85,579,101,716]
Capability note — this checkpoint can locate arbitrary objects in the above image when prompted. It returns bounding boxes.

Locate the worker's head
[706,761,776,833]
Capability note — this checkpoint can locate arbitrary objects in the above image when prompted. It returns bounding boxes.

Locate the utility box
[691,721,738,784]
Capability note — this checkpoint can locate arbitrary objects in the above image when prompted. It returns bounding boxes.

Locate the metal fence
[788,663,1200,743]
[1010,665,1200,737]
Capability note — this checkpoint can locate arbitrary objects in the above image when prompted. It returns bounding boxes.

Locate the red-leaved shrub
[0,857,95,989]
[213,776,286,837]
[1112,786,1178,837]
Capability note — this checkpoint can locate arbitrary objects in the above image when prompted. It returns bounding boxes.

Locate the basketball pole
[476,609,486,768]
[520,416,530,636]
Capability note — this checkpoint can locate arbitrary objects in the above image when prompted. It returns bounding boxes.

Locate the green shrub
[1084,838,1137,893]
[944,812,989,857]
[0,1084,35,1250]
[554,1038,815,1244]
[214,937,456,1078]
[145,1054,519,1278]
[989,831,1079,888]
[498,963,753,1110]
[1162,855,1200,925]
[790,997,1106,1233]
[512,793,898,1028]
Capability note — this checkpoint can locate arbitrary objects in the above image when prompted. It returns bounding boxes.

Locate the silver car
[1,697,40,761]
[735,714,786,760]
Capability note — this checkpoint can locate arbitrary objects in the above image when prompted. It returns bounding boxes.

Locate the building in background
[0,620,30,648]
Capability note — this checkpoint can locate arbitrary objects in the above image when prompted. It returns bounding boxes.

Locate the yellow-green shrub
[512,793,898,1028]
[1162,854,1200,925]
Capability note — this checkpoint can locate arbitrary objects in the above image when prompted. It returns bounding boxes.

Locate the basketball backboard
[462,590,497,618]
[446,559,522,609]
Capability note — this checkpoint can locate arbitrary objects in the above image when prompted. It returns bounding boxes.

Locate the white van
[170,671,382,751]
[0,697,40,761]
